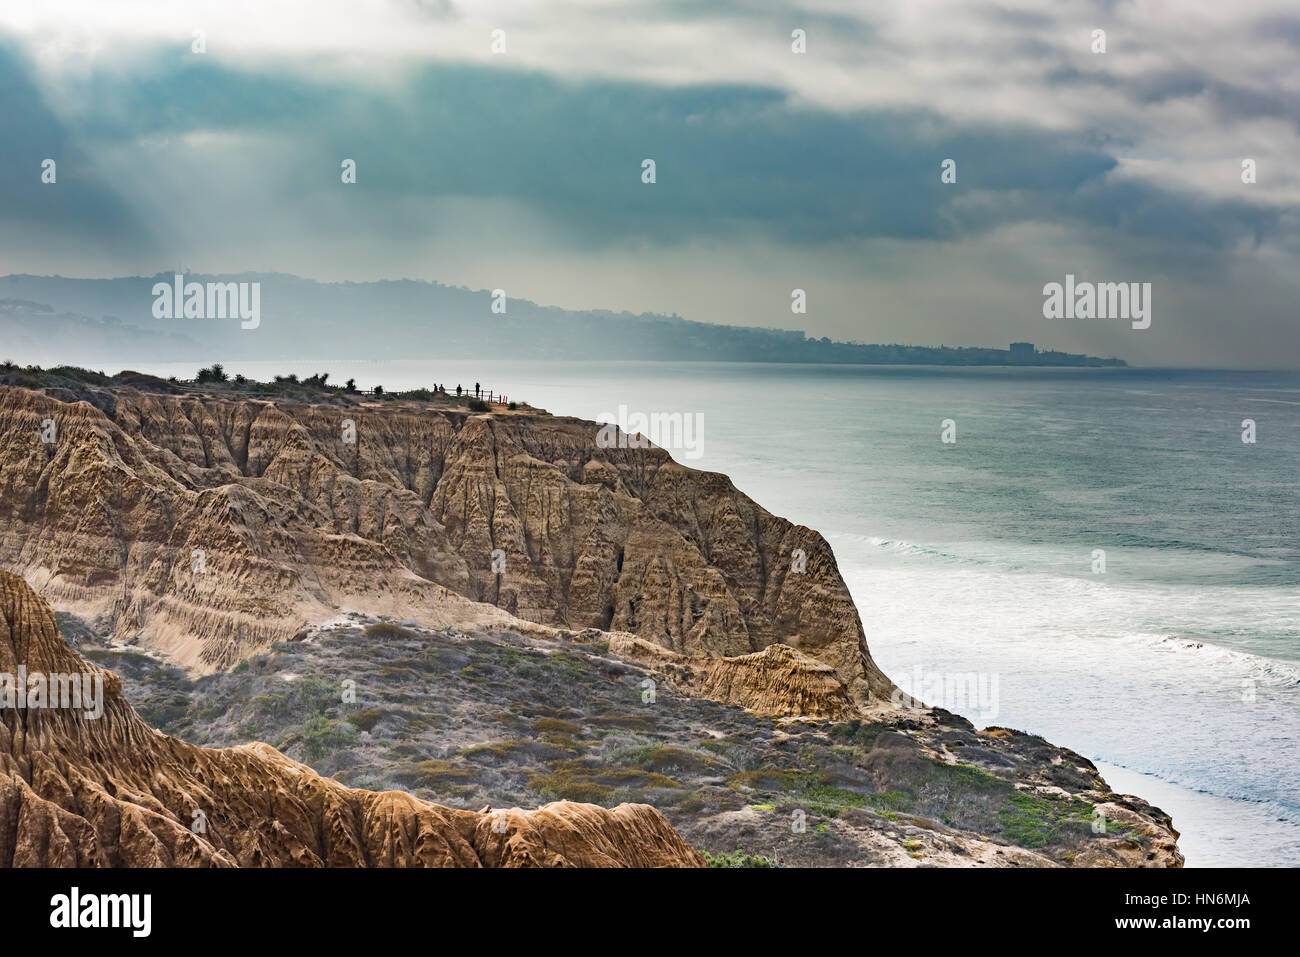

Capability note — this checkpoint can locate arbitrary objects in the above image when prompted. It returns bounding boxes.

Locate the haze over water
[146,359,1300,866]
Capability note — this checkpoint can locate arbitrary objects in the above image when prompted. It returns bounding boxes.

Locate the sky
[1,0,1298,367]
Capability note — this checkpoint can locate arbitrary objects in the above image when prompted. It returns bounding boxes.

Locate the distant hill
[0,273,1124,367]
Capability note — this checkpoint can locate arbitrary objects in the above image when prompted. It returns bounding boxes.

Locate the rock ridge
[0,383,893,709]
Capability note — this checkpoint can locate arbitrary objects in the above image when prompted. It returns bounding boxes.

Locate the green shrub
[703,848,777,868]
[347,707,385,732]
[532,717,582,736]
[998,793,1095,848]
[364,622,416,640]
[300,715,357,762]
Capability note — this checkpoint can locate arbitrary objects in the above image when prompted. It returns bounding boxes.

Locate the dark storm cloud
[0,41,153,250]
[1,0,1298,368]
[0,45,1283,258]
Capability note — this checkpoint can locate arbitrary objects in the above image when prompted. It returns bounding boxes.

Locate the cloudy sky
[2,0,1298,366]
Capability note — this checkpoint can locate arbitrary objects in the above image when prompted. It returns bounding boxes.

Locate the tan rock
[609,635,854,718]
[0,386,893,708]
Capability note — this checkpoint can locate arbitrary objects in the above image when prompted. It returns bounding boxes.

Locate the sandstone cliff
[0,374,1183,869]
[0,570,703,867]
[0,381,893,707]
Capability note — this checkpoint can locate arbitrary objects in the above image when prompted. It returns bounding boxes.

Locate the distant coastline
[0,274,1124,368]
[726,340,1125,367]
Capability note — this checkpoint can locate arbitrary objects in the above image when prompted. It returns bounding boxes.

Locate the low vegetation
[72,614,1149,867]
[0,362,530,411]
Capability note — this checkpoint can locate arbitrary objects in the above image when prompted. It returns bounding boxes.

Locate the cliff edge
[0,380,893,709]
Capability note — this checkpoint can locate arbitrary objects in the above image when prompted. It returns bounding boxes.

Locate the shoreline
[1094,762,1300,868]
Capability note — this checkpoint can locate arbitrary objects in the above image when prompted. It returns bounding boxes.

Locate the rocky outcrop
[0,383,893,707]
[608,635,855,719]
[0,570,704,867]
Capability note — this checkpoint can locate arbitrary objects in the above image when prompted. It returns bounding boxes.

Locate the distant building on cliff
[1009,342,1036,363]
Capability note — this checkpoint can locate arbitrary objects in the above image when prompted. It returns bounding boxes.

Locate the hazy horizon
[3,1,1299,367]
[0,270,1134,369]
[2,266,1292,370]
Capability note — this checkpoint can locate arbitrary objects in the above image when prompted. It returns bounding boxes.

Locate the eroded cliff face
[0,385,893,706]
[0,380,1184,869]
[0,570,704,867]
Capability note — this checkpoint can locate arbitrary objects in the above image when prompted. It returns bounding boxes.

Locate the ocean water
[143,359,1300,866]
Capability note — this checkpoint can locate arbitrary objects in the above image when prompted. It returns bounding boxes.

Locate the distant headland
[0,273,1123,367]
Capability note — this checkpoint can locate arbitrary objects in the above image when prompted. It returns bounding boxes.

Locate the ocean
[142,359,1300,866]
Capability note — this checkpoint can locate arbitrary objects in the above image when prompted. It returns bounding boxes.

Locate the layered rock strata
[0,383,892,707]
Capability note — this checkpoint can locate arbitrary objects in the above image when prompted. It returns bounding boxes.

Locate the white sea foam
[838,553,1300,866]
